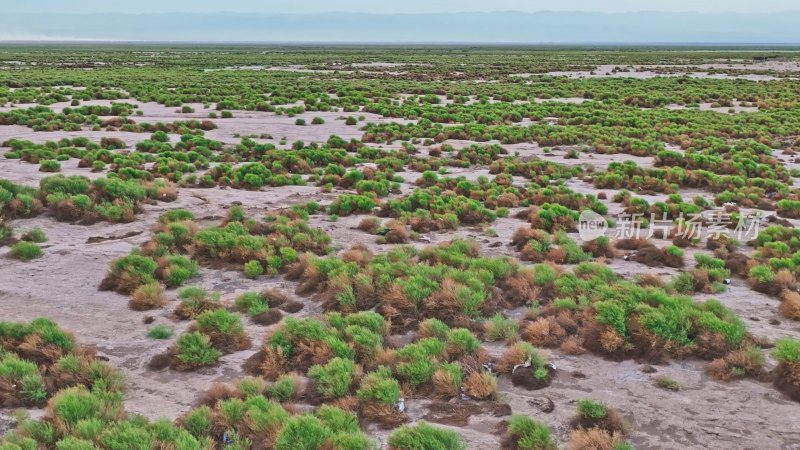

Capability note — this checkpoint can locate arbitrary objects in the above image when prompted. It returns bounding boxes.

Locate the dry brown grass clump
[147,353,171,371]
[462,372,497,400]
[197,329,251,356]
[567,428,628,450]
[561,336,586,355]
[661,247,685,268]
[614,238,649,251]
[128,282,167,311]
[259,288,303,313]
[749,268,793,296]
[498,272,537,307]
[510,227,543,251]
[383,220,408,244]
[415,318,447,340]
[156,183,178,202]
[773,360,800,402]
[575,403,627,436]
[330,395,359,412]
[341,243,373,266]
[294,261,327,296]
[431,368,461,399]
[625,244,684,268]
[497,192,520,208]
[705,346,765,381]
[545,247,567,264]
[357,217,380,234]
[779,290,800,320]
[580,322,626,357]
[252,308,283,326]
[628,244,662,267]
[256,346,289,381]
[420,278,463,326]
[689,269,716,294]
[707,234,737,253]
[495,343,535,374]
[522,317,567,347]
[360,401,407,429]
[637,273,667,289]
[284,254,309,281]
[581,238,615,259]
[195,381,238,407]
[724,253,750,277]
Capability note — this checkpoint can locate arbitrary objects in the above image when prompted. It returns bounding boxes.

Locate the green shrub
[21,228,47,243]
[56,436,96,449]
[551,297,579,311]
[162,255,198,287]
[196,308,244,337]
[244,260,264,279]
[20,373,47,402]
[246,397,289,436]
[486,314,519,340]
[357,366,400,407]
[234,291,269,316]
[9,241,42,261]
[655,375,682,391]
[749,265,774,283]
[314,405,359,434]
[666,245,684,258]
[50,387,103,425]
[418,318,450,340]
[40,160,61,172]
[532,264,556,285]
[396,341,440,386]
[670,272,694,294]
[280,247,298,264]
[446,328,479,354]
[73,417,105,441]
[307,357,354,399]
[387,421,466,450]
[177,286,220,316]
[577,399,608,419]
[218,398,246,427]
[175,332,221,367]
[274,415,330,450]
[266,375,296,402]
[183,406,212,439]
[772,338,800,363]
[160,209,195,223]
[98,421,153,449]
[234,377,265,399]
[336,286,355,308]
[506,415,556,450]
[146,324,174,340]
[110,253,157,287]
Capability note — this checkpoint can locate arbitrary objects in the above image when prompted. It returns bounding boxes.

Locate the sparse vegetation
[9,240,42,261]
[146,324,174,339]
[3,45,800,449]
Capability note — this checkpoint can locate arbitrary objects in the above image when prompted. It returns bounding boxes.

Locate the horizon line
[7,10,800,16]
[3,40,800,46]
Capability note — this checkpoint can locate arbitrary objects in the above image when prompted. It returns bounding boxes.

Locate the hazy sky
[5,0,799,14]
